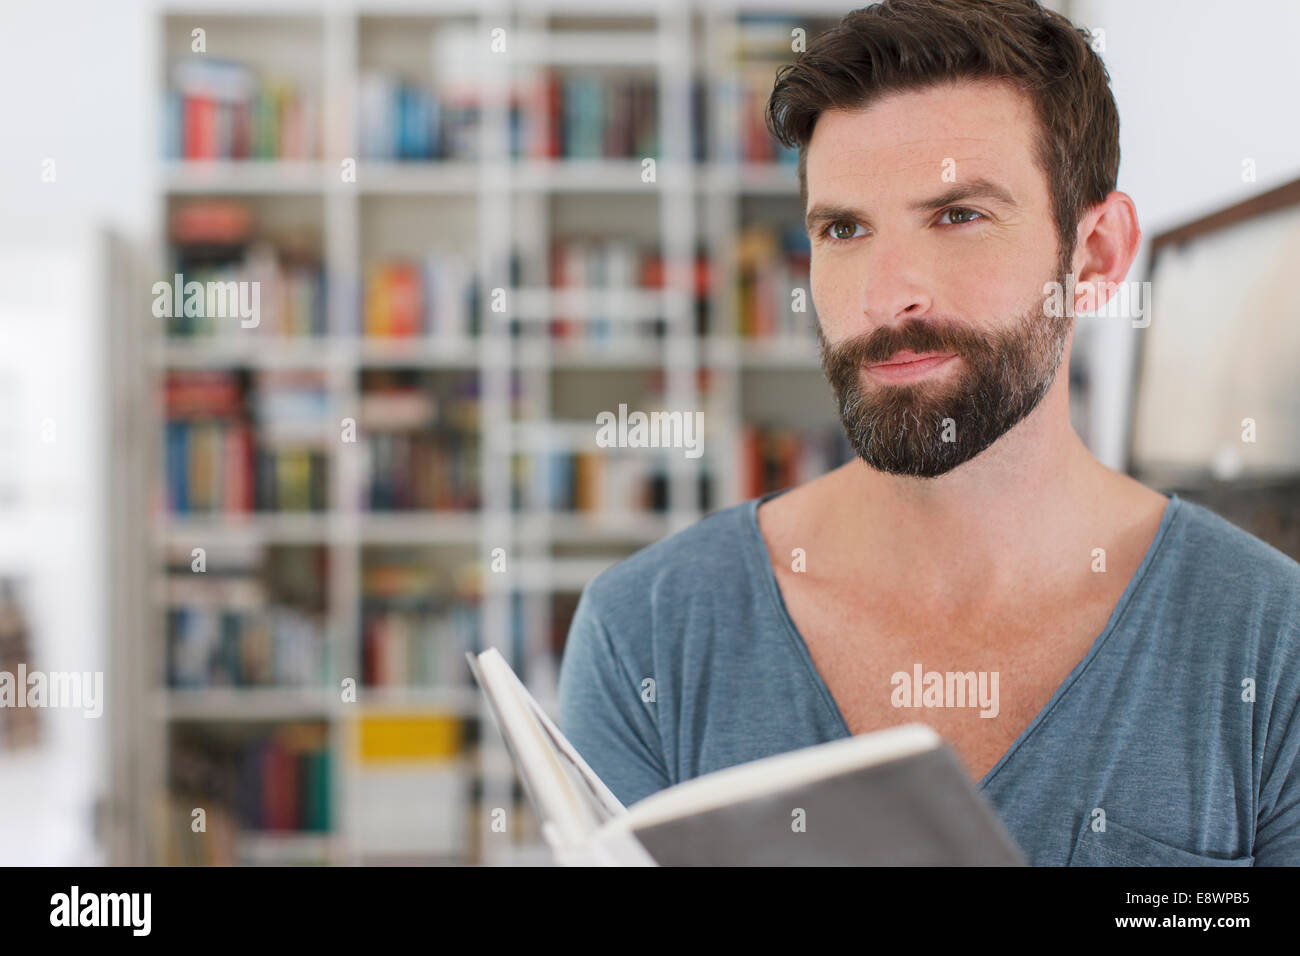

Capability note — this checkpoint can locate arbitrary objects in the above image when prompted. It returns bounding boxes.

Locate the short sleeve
[557,584,672,809]
[1254,653,1300,865]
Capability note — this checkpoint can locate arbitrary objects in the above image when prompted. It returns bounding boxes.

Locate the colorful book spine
[738,425,855,498]
[362,254,476,339]
[167,58,316,161]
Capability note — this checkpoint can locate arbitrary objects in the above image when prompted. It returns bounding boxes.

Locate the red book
[262,737,302,831]
[223,422,252,513]
[190,96,215,160]
[547,71,561,159]
[364,616,383,686]
[550,239,568,339]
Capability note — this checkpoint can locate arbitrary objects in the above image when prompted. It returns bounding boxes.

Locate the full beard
[818,271,1074,479]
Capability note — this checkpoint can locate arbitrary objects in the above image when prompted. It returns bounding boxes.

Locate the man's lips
[862,350,958,383]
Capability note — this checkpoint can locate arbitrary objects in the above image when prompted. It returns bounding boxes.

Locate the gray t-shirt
[557,489,1300,865]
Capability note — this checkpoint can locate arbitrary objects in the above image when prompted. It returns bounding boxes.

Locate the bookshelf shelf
[355,162,481,194]
[527,341,666,367]
[351,512,482,542]
[510,29,663,66]
[156,339,489,370]
[507,159,665,192]
[520,511,671,542]
[697,162,799,194]
[236,831,340,866]
[349,686,481,712]
[157,688,335,721]
[162,161,334,194]
[157,513,336,545]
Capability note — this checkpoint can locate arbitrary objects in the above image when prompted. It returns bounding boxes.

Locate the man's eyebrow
[804,177,1019,233]
[908,178,1019,213]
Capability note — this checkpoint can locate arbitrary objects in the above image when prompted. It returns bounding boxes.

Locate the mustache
[819,319,999,368]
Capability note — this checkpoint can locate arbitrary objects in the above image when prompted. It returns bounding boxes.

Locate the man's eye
[940,207,985,226]
[826,221,863,241]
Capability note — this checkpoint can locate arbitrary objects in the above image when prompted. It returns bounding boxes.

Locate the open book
[467,648,1026,866]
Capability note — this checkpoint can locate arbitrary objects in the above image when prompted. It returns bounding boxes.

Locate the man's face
[806,79,1074,479]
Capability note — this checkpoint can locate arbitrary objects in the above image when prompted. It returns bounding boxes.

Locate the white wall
[0,229,109,865]
[0,0,155,242]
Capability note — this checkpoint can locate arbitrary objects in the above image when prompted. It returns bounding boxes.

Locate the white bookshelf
[134,0,871,867]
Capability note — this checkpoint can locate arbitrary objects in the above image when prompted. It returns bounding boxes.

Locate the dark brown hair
[766,0,1119,260]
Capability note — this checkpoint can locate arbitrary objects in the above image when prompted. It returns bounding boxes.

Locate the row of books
[738,424,855,499]
[513,452,715,514]
[358,72,480,162]
[361,605,480,687]
[363,253,479,339]
[705,15,840,164]
[165,370,326,513]
[162,250,327,339]
[164,421,329,513]
[544,237,705,342]
[359,371,480,511]
[164,545,327,689]
[166,201,326,338]
[166,602,327,688]
[162,254,327,340]
[360,554,480,688]
[160,201,822,342]
[171,724,332,837]
[164,58,317,161]
[732,222,815,339]
[162,797,241,866]
[713,68,802,166]
[709,17,829,165]
[162,17,830,167]
[166,595,482,690]
[358,370,479,432]
[511,70,658,160]
[364,431,480,511]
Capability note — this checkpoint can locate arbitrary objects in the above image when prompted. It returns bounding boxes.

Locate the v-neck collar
[742,487,1183,792]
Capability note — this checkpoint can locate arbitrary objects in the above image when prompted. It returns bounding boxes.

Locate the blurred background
[0,0,1296,866]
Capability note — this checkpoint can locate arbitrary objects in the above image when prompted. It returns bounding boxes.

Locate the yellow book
[358,714,461,763]
[364,263,390,338]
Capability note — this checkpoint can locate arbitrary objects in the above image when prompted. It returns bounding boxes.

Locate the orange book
[387,263,421,337]
[574,453,596,512]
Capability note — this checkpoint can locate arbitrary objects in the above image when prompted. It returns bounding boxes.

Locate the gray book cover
[631,745,1026,866]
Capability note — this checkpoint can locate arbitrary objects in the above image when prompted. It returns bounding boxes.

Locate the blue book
[165,421,189,513]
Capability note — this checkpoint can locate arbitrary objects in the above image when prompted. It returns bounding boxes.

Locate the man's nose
[858,237,936,327]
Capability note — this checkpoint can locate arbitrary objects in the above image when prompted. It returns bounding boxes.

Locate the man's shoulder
[1168,495,1300,594]
[1158,495,1300,641]
[578,497,763,623]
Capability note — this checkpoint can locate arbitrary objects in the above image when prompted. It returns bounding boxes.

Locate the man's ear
[1070,191,1141,314]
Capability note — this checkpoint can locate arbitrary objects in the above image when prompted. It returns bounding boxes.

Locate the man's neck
[828,386,1115,606]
